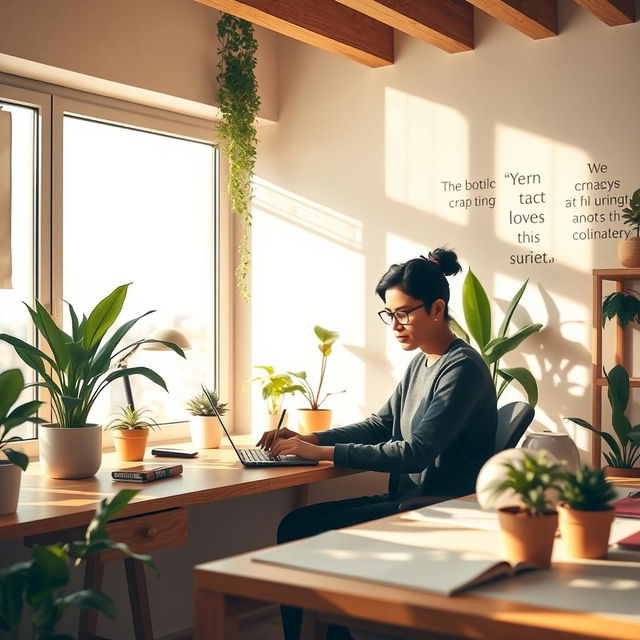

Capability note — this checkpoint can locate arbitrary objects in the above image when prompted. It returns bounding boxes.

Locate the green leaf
[3,449,28,471]
[82,539,156,569]
[100,367,168,393]
[27,546,69,598]
[497,279,529,339]
[85,490,138,544]
[0,369,24,423]
[314,326,339,346]
[497,367,538,406]
[482,324,542,364]
[136,339,186,358]
[83,284,130,350]
[32,300,70,371]
[0,333,57,373]
[58,589,116,619]
[566,417,623,463]
[605,364,629,412]
[462,269,492,349]
[449,317,470,342]
[288,371,307,381]
[4,400,43,431]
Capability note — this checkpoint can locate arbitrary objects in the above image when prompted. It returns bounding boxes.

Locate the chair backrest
[494,401,535,453]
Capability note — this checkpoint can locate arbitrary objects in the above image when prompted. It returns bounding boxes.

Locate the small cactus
[559,465,616,511]
[186,389,228,417]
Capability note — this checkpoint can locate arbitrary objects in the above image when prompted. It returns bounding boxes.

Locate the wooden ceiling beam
[334,0,474,53]
[466,0,558,39]
[194,0,394,67]
[572,0,635,26]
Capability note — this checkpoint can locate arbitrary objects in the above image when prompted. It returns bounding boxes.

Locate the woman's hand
[256,426,299,451]
[270,436,334,462]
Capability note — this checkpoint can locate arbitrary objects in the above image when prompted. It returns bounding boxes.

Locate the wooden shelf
[595,377,640,387]
[593,268,640,280]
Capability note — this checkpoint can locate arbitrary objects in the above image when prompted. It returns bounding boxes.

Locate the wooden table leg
[78,556,104,640]
[292,484,309,509]
[124,558,154,640]
[194,590,238,640]
[300,610,328,640]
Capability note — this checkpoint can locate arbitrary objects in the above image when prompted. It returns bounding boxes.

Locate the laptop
[201,386,318,467]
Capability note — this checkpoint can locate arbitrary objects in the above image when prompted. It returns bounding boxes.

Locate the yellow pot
[297,409,332,435]
[113,428,149,462]
[558,504,614,559]
[497,507,558,568]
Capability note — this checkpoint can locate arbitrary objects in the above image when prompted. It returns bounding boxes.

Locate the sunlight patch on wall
[250,181,365,432]
[385,87,468,224]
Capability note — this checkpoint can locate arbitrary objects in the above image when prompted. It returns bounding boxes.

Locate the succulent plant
[559,465,616,511]
[104,406,160,431]
[186,388,228,417]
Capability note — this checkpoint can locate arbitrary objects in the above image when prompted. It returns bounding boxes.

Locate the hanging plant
[216,13,261,302]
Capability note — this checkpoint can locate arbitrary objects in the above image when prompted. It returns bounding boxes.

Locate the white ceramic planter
[0,462,22,514]
[190,416,222,449]
[39,424,102,479]
[521,431,581,473]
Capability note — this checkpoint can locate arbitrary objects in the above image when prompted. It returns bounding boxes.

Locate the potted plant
[186,388,228,449]
[617,186,640,267]
[288,326,345,434]
[104,406,159,462]
[0,369,43,514]
[460,270,543,406]
[566,364,640,477]
[0,489,154,637]
[250,366,298,429]
[0,284,185,479]
[490,451,564,568]
[557,465,616,559]
[601,288,640,328]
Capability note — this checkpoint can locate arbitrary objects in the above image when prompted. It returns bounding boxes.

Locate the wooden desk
[194,494,640,640]
[0,436,361,541]
[0,436,362,640]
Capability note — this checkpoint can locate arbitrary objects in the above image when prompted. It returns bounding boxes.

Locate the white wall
[243,0,640,464]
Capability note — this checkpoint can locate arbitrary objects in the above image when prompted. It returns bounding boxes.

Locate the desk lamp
[116,328,191,410]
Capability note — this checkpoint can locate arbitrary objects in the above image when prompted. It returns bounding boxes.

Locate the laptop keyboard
[239,448,283,463]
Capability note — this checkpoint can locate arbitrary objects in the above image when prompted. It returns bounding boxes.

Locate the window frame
[0,73,231,456]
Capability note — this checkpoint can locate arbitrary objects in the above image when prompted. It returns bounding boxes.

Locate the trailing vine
[216,14,261,301]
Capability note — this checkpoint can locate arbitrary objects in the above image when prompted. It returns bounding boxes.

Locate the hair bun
[428,248,462,277]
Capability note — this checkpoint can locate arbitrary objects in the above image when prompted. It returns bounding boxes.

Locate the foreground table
[194,489,640,640]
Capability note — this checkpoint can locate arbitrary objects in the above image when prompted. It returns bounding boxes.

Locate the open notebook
[253,530,536,596]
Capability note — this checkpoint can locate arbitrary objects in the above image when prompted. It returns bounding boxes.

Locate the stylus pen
[275,408,287,431]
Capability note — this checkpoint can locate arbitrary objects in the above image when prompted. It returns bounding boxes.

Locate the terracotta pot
[617,237,640,268]
[39,423,102,479]
[558,504,614,559]
[0,462,22,515]
[297,409,332,435]
[497,507,558,568]
[112,428,149,462]
[604,466,640,478]
[189,416,222,449]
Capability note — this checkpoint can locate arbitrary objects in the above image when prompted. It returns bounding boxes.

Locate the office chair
[397,401,535,512]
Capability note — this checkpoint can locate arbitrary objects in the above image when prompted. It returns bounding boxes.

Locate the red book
[616,530,640,551]
[112,464,183,483]
[612,497,640,518]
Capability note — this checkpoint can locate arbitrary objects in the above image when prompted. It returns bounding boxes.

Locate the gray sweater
[316,339,497,500]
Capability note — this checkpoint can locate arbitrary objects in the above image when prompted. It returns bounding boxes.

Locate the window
[62,116,217,424]
[0,77,221,439]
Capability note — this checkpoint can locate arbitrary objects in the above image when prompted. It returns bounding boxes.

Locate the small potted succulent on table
[250,366,298,429]
[186,388,228,449]
[618,186,640,267]
[557,465,617,559]
[0,368,43,514]
[104,406,159,462]
[566,364,640,477]
[490,450,565,568]
[289,326,345,434]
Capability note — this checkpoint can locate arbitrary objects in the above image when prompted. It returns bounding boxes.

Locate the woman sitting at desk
[258,247,497,640]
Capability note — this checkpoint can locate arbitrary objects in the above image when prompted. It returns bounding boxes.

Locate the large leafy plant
[217,13,261,302]
[491,451,564,516]
[289,326,345,411]
[567,364,640,469]
[0,284,185,428]
[601,289,640,329]
[460,270,542,406]
[0,490,154,639]
[250,366,298,415]
[0,369,43,470]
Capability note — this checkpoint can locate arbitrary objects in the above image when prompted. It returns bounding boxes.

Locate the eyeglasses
[378,304,424,325]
